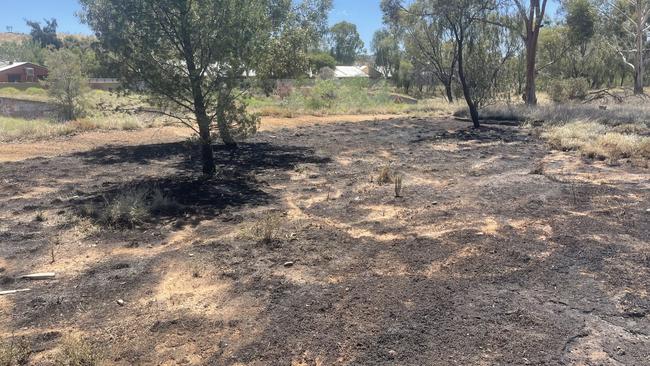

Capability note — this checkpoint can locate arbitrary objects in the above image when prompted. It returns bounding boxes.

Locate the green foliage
[24,87,47,96]
[45,48,90,121]
[80,0,283,173]
[248,79,405,115]
[546,78,590,103]
[396,60,413,92]
[317,67,335,80]
[0,40,47,65]
[308,52,337,71]
[566,0,596,47]
[26,18,61,48]
[372,29,401,78]
[329,21,365,65]
[256,1,334,80]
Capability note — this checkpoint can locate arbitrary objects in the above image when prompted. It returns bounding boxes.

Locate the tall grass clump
[82,187,183,228]
[543,120,650,161]
[53,336,104,366]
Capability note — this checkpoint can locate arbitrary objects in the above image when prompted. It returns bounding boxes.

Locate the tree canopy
[329,21,365,65]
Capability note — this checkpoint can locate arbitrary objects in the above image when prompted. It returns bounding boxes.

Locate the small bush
[0,87,21,96]
[24,87,47,96]
[0,336,31,366]
[53,336,103,366]
[377,164,393,185]
[251,212,283,244]
[546,78,589,103]
[88,187,182,228]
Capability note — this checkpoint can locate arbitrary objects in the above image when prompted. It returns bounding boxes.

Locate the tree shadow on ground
[68,141,331,226]
[72,141,330,173]
[410,126,529,144]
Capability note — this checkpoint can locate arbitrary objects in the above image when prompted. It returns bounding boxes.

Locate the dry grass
[53,336,103,366]
[394,174,403,197]
[468,102,650,128]
[81,187,182,228]
[250,97,456,118]
[250,212,283,244]
[543,120,650,161]
[0,336,31,366]
[377,164,393,185]
[0,114,145,142]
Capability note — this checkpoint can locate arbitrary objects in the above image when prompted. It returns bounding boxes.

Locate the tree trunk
[197,114,216,176]
[634,20,645,95]
[456,36,479,128]
[444,81,454,103]
[523,32,539,105]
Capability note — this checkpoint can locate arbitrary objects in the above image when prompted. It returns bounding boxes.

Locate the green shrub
[24,87,47,96]
[547,78,590,103]
[0,87,21,96]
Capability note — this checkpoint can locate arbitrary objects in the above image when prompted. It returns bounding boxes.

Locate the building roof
[0,62,46,73]
[334,66,369,78]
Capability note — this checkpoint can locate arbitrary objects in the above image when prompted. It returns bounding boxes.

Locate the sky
[0,0,384,50]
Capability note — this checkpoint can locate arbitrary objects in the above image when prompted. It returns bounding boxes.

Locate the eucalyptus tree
[329,21,365,65]
[372,29,402,79]
[506,0,551,105]
[600,0,650,94]
[383,0,517,127]
[80,0,300,176]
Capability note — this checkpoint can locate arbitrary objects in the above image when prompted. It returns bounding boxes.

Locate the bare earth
[0,115,648,365]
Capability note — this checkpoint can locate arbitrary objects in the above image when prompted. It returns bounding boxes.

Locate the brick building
[0,62,48,83]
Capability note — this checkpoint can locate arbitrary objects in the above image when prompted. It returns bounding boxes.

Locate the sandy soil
[0,115,648,365]
[0,114,400,163]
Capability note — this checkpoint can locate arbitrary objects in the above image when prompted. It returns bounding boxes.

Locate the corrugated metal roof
[0,62,29,73]
[334,66,369,78]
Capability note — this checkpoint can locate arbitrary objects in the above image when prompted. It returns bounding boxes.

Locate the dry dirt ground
[0,115,649,365]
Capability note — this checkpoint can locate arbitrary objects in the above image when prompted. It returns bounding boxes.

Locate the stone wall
[0,97,55,119]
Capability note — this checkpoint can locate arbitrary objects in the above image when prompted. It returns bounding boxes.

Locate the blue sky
[0,0,384,49]
[0,0,560,52]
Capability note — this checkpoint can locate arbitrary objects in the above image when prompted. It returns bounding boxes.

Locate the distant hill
[0,32,95,44]
[0,32,30,43]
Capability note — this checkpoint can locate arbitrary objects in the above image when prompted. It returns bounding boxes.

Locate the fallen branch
[0,289,31,296]
[581,89,624,104]
[21,272,56,280]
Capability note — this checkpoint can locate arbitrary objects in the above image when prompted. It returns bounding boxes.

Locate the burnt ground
[0,116,648,365]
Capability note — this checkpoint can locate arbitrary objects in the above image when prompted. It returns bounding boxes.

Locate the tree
[507,0,551,105]
[308,52,337,72]
[25,18,62,48]
[80,0,283,176]
[372,29,402,79]
[45,49,89,121]
[0,40,47,64]
[566,0,596,48]
[384,0,515,127]
[256,0,333,79]
[329,21,365,65]
[384,0,459,102]
[601,0,650,94]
